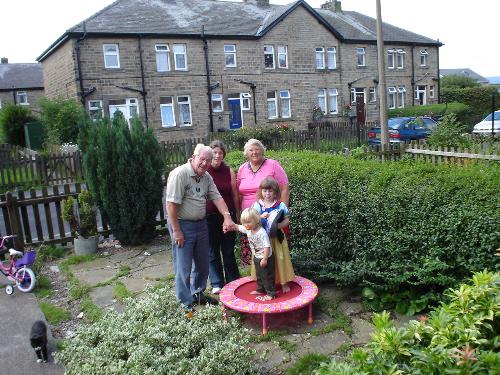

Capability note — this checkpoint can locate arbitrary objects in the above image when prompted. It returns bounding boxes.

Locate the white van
[472,111,500,136]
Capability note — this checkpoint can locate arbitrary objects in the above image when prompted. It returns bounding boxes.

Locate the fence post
[74,151,83,180]
[5,192,24,251]
[184,139,193,158]
[314,127,320,149]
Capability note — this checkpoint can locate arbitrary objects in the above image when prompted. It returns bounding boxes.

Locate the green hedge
[226,151,500,293]
[387,102,471,124]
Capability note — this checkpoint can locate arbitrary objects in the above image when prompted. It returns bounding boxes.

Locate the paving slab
[298,330,350,356]
[351,316,374,345]
[0,291,63,374]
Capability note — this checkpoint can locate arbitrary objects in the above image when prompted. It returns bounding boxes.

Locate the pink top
[236,158,288,210]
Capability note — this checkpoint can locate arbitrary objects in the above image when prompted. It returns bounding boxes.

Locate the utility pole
[376,0,389,148]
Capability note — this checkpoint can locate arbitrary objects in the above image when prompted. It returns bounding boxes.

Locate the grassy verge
[39,301,71,324]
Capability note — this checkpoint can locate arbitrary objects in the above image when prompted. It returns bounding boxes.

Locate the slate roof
[0,63,44,90]
[440,68,489,84]
[38,0,441,61]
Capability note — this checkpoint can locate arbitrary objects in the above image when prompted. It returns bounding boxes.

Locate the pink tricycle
[0,235,37,295]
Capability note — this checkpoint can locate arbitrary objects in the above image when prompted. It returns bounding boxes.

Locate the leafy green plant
[362,287,439,315]
[113,281,133,303]
[317,270,500,374]
[38,97,84,146]
[79,298,103,323]
[62,191,98,239]
[288,353,329,375]
[0,103,36,146]
[55,286,257,374]
[79,114,163,245]
[427,113,472,149]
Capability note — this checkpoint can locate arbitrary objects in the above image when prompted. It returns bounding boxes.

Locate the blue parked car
[368,116,437,145]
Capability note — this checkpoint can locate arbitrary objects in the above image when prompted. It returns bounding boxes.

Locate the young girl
[230,207,276,300]
[252,177,295,293]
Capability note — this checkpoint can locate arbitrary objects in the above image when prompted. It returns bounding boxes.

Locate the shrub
[387,102,471,123]
[427,113,472,149]
[62,191,98,239]
[0,103,36,146]
[79,113,163,245]
[317,271,500,374]
[39,97,84,146]
[215,123,294,151]
[55,286,257,374]
[226,150,500,295]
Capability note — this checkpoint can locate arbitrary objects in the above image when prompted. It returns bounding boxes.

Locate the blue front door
[228,98,242,130]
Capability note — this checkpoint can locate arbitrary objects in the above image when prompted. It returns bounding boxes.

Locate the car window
[483,112,500,121]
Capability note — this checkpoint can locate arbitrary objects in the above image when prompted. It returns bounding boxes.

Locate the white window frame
[396,49,405,69]
[173,44,187,71]
[103,44,120,69]
[88,100,103,120]
[264,45,275,69]
[388,87,397,109]
[387,49,395,69]
[0,99,2,109]
[267,91,278,119]
[328,88,338,114]
[327,47,337,69]
[415,85,427,105]
[397,86,406,108]
[420,49,428,66]
[177,95,192,126]
[279,90,291,118]
[351,88,366,104]
[211,93,223,112]
[224,45,237,68]
[241,93,251,111]
[369,87,377,102]
[429,85,435,98]
[16,91,28,105]
[317,89,327,114]
[357,47,366,67]
[160,96,176,128]
[277,46,288,69]
[155,44,170,72]
[315,47,325,69]
[108,98,139,125]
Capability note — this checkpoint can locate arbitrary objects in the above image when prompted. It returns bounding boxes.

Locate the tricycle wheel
[5,285,14,295]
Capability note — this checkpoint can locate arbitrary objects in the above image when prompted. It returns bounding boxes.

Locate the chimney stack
[243,0,269,6]
[1,57,8,64]
[321,0,342,12]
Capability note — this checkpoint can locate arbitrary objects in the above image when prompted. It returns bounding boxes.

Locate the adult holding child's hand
[236,139,289,265]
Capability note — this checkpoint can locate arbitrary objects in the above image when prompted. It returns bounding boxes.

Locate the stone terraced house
[37,0,442,141]
[0,58,44,114]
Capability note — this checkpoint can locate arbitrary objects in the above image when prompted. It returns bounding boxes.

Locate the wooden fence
[0,182,168,252]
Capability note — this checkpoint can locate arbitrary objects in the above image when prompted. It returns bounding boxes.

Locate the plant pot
[74,235,98,256]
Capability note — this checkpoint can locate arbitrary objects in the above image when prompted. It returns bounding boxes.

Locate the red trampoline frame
[219,276,318,334]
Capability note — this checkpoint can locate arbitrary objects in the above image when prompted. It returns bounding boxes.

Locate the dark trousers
[207,213,240,288]
[254,252,276,297]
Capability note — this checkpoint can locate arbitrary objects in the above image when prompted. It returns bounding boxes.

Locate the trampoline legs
[262,314,267,335]
[308,303,313,324]
[223,306,227,322]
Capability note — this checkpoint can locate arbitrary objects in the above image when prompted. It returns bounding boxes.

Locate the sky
[1,0,498,77]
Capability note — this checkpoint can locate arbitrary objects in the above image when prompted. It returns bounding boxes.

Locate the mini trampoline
[219,276,318,334]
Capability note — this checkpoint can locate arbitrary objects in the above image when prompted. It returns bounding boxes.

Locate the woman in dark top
[206,140,241,294]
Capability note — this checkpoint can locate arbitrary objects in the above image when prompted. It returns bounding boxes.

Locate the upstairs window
[224,45,237,67]
[327,47,337,69]
[315,47,325,69]
[173,44,187,70]
[177,96,192,125]
[387,49,395,69]
[16,91,28,105]
[357,47,366,66]
[156,44,170,72]
[277,46,288,68]
[88,100,103,120]
[160,96,175,127]
[211,94,223,112]
[420,49,428,66]
[264,45,275,69]
[396,49,405,69]
[103,44,120,68]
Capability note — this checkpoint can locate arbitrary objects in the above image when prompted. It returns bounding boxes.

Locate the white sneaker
[212,287,221,295]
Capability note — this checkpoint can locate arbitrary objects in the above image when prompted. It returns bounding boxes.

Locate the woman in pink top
[236,139,289,264]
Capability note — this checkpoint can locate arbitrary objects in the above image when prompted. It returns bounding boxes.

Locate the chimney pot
[321,0,342,12]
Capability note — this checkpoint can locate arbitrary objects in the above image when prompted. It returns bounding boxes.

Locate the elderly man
[166,144,235,313]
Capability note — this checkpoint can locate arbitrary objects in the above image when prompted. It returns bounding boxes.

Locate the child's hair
[257,176,281,200]
[240,207,262,228]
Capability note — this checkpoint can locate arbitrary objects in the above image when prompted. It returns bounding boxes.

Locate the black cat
[30,320,48,363]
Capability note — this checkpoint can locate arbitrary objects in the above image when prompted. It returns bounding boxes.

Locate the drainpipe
[75,22,87,106]
[411,44,415,107]
[12,88,16,104]
[138,36,149,128]
[436,42,441,104]
[201,26,215,133]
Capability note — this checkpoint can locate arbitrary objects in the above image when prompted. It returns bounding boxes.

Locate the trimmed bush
[39,97,84,146]
[79,113,163,245]
[387,102,471,124]
[55,286,257,374]
[0,103,36,146]
[317,271,500,374]
[226,151,500,294]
